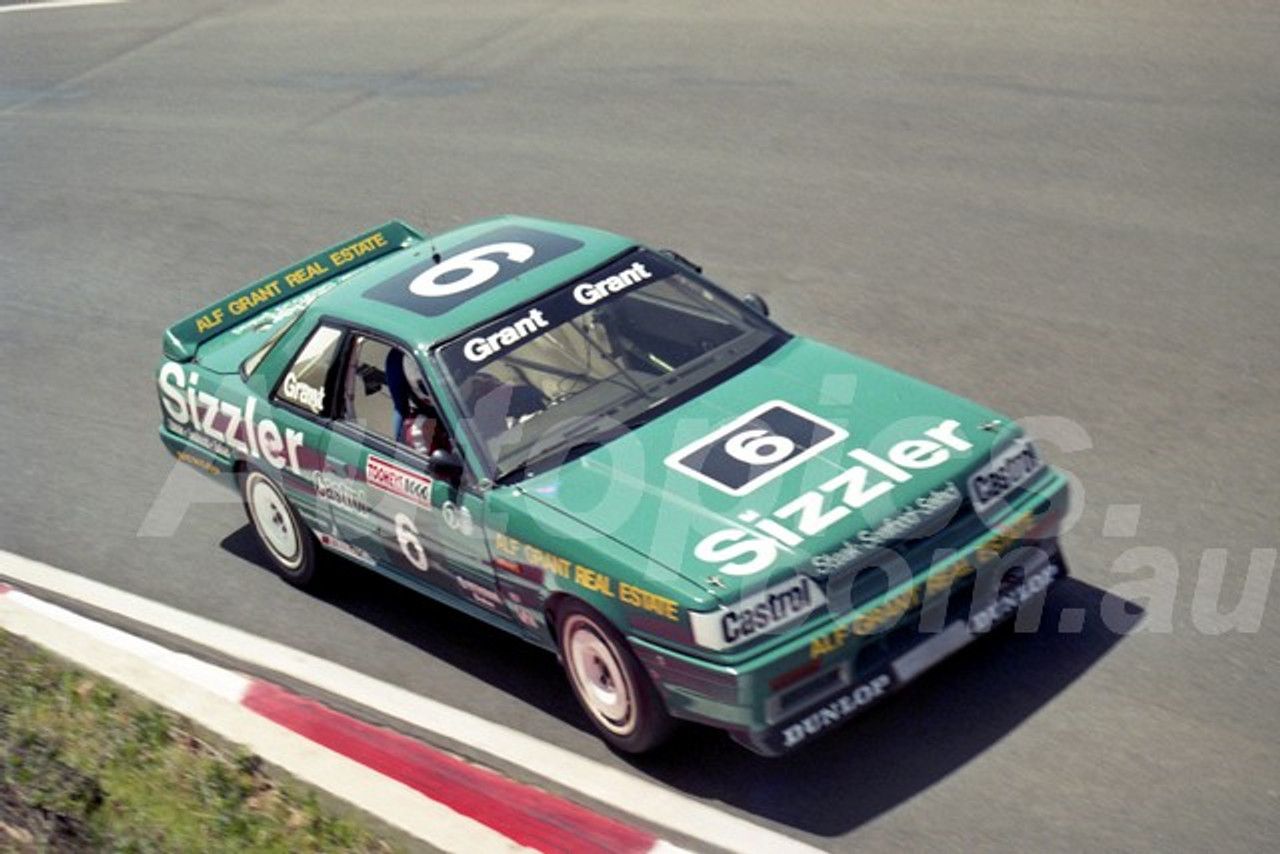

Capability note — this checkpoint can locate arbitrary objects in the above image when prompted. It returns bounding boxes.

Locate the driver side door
[331,333,507,620]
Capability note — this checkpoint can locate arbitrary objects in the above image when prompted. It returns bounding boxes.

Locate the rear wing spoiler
[162,220,424,361]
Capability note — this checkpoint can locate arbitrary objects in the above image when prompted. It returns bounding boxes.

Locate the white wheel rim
[248,475,301,568]
[566,617,635,735]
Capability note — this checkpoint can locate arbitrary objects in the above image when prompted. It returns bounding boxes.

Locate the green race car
[156,216,1070,756]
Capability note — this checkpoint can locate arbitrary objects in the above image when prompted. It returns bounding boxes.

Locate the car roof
[308,215,637,350]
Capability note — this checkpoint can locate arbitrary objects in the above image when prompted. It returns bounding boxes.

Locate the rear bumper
[158,423,235,479]
[633,476,1071,756]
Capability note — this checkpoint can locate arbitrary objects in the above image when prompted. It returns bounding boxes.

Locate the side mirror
[428,448,463,482]
[742,293,770,318]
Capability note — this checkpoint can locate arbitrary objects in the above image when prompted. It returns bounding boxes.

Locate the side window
[343,336,452,456]
[345,336,397,440]
[273,325,343,416]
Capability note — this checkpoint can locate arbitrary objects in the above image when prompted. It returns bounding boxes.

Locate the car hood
[519,338,1015,605]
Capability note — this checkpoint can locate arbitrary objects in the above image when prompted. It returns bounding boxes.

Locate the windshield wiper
[493,414,608,482]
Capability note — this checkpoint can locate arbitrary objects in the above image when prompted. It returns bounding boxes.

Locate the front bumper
[632,478,1071,756]
[741,542,1065,755]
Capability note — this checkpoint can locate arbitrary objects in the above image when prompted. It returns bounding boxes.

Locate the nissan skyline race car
[155,216,1070,756]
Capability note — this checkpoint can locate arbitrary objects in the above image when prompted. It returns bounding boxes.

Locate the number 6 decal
[395,512,429,571]
[722,428,796,466]
[409,242,535,298]
[665,401,847,496]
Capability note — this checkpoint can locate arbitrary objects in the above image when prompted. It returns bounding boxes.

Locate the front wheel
[556,601,675,754]
[240,469,319,588]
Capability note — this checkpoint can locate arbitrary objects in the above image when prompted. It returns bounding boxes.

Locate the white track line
[0,550,826,854]
[0,585,536,854]
[6,589,252,702]
[0,0,124,13]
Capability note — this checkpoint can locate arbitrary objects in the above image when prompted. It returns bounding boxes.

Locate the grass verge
[0,629,406,853]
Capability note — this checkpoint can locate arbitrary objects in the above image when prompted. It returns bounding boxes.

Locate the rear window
[272,325,343,416]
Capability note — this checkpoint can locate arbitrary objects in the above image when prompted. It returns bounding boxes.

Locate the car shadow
[223,527,1140,838]
[220,526,586,725]
[623,574,1142,836]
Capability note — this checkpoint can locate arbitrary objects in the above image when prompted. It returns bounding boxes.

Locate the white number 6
[395,512,429,571]
[409,242,535,298]
[723,428,795,466]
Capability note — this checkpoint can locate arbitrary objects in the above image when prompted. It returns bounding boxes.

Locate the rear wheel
[556,601,675,754]
[240,469,318,588]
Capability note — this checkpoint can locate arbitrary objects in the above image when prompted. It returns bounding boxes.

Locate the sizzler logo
[690,576,827,651]
[690,415,975,577]
[365,456,433,510]
[157,362,305,475]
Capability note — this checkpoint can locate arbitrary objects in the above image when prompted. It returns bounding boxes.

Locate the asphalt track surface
[2,1,1278,851]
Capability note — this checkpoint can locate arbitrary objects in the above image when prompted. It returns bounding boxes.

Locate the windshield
[436,249,785,481]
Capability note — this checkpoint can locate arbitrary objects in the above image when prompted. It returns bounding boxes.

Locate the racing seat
[385,351,447,454]
[385,350,412,441]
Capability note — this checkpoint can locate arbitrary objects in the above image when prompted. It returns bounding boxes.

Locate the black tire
[555,600,676,754]
[240,469,319,588]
